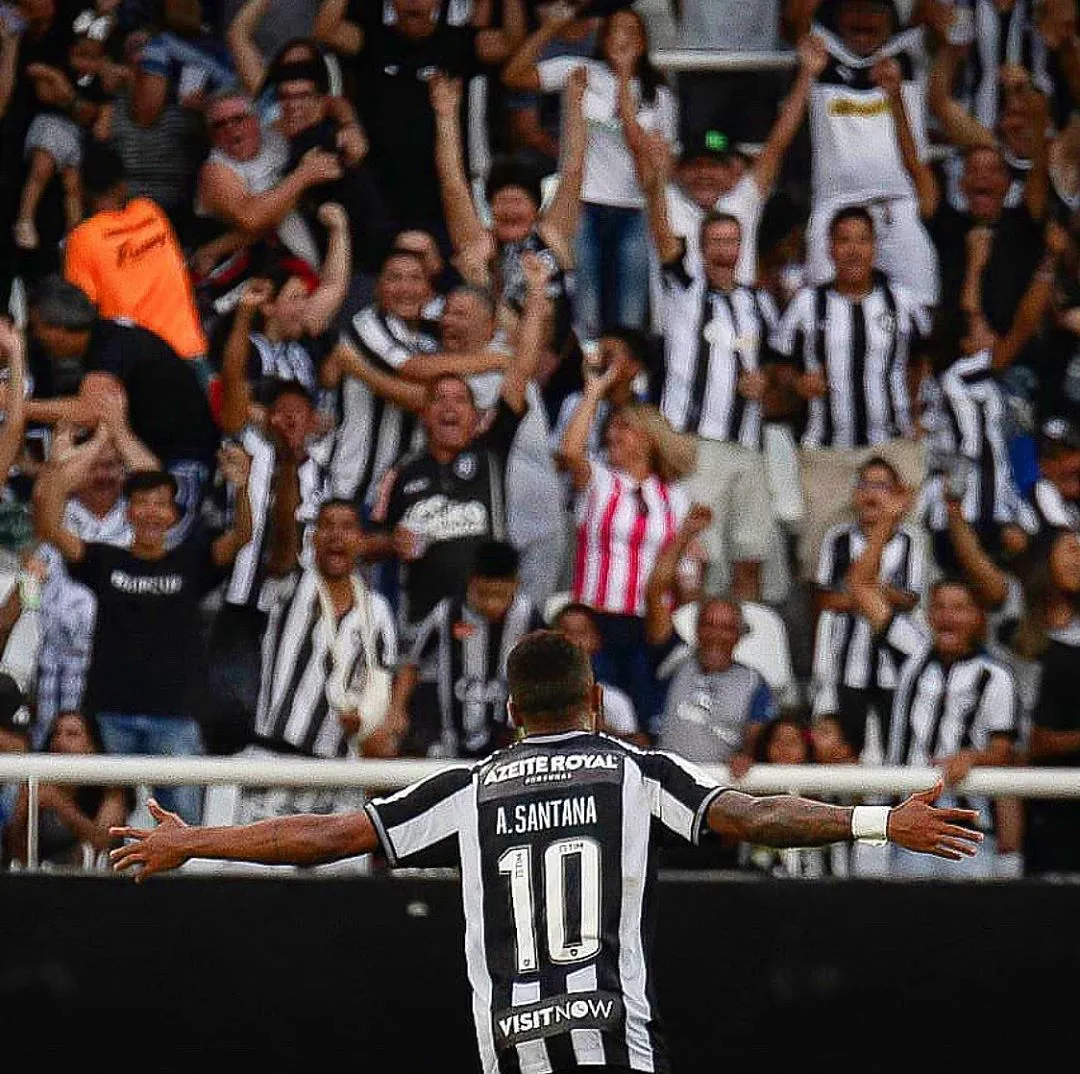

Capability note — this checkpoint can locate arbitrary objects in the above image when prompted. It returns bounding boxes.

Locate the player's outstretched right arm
[109,799,379,881]
[707,781,984,860]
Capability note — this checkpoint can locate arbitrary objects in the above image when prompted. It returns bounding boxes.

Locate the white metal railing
[5,755,1080,871]
[650,49,799,73]
[5,755,1080,796]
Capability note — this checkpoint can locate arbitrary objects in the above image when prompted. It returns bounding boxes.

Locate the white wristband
[851,805,891,846]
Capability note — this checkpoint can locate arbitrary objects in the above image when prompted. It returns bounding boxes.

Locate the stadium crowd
[0,0,1078,880]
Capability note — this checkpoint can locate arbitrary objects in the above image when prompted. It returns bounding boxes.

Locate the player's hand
[109,798,191,882]
[885,781,983,860]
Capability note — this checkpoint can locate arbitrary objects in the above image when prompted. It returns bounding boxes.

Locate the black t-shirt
[85,320,219,467]
[347,12,484,227]
[380,398,522,625]
[928,202,1045,341]
[67,534,225,718]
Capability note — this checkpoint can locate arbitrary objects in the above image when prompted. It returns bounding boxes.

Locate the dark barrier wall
[3,873,1078,1071]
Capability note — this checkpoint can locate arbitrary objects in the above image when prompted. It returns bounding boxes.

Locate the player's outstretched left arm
[707,781,984,860]
[109,799,379,882]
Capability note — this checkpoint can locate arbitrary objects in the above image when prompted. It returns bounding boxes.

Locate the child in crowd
[14,3,119,250]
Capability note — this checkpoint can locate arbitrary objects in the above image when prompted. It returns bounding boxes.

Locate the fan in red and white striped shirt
[573,460,687,616]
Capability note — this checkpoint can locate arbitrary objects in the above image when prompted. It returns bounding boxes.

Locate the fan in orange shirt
[63,143,211,382]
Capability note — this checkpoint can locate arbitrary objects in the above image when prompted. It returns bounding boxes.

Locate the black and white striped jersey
[329,305,437,508]
[879,613,1018,827]
[253,569,397,757]
[407,592,545,758]
[224,425,329,609]
[771,277,928,448]
[921,349,1022,531]
[365,730,726,1074]
[812,522,926,703]
[658,250,779,448]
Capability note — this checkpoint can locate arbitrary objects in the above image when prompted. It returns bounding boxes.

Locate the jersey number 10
[498,837,602,973]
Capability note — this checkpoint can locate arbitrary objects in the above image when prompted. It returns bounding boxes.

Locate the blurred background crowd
[0,0,1078,880]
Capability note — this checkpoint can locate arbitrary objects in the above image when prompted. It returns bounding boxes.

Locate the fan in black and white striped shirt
[849,490,1018,878]
[643,160,787,604]
[770,205,929,579]
[323,249,440,511]
[812,456,927,759]
[251,499,397,763]
[918,232,1063,572]
[112,631,987,1070]
[772,213,928,451]
[395,540,544,759]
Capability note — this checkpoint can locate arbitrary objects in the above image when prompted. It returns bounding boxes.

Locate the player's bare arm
[109,799,379,881]
[707,781,984,861]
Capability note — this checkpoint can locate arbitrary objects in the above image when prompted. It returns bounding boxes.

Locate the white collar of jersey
[813,23,924,69]
[522,730,595,744]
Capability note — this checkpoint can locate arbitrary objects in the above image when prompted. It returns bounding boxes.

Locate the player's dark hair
[507,630,594,723]
[123,469,179,501]
[471,539,520,580]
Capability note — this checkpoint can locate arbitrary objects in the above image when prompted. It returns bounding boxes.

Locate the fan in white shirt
[655,34,827,291]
